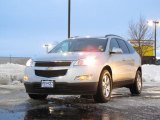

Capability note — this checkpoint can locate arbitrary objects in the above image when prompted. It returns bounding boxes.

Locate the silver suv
[24,34,142,103]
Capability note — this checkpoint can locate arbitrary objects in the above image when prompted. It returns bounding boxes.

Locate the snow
[0,63,25,85]
[0,63,160,85]
[142,65,160,82]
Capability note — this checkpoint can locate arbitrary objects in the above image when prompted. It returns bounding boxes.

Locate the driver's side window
[110,38,120,51]
[53,41,69,53]
[60,42,69,52]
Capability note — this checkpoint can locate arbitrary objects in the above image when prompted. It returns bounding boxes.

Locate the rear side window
[125,41,135,53]
[110,38,120,50]
[117,39,130,54]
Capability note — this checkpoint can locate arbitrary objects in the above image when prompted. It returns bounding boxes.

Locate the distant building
[128,40,155,64]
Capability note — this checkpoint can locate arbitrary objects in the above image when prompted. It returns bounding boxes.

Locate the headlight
[26,59,34,67]
[74,56,96,66]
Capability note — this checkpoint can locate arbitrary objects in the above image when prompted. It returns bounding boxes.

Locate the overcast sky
[0,0,160,57]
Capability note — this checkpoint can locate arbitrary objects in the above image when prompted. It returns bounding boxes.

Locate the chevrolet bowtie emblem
[47,67,52,70]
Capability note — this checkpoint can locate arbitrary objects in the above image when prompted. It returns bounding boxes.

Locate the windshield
[50,38,108,53]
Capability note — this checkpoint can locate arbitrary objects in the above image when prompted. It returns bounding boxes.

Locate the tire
[94,70,112,103]
[28,94,48,100]
[130,70,142,95]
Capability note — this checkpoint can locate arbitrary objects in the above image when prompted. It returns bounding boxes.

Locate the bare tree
[128,16,153,58]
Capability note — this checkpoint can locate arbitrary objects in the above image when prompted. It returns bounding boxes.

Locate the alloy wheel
[102,73,111,97]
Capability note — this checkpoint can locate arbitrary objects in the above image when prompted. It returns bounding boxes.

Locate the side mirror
[110,47,123,54]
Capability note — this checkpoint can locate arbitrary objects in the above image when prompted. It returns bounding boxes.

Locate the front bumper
[24,82,98,95]
[24,64,102,83]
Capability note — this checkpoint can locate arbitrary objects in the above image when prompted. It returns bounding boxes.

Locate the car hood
[33,52,103,62]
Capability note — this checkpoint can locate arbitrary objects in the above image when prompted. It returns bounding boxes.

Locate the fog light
[75,75,92,81]
[23,75,29,81]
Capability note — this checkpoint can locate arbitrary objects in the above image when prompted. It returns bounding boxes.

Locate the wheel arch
[97,65,113,86]
[101,65,112,79]
[137,66,142,75]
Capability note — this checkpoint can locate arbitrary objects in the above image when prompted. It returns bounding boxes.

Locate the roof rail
[105,34,123,38]
[68,36,80,40]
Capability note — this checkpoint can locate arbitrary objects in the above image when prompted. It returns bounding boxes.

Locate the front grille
[35,61,71,67]
[35,69,67,77]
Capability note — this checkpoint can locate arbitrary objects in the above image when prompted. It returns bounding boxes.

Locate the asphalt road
[0,82,160,120]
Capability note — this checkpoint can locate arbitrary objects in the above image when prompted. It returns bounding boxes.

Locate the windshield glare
[50,38,108,53]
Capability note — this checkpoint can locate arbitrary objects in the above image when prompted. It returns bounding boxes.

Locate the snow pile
[142,65,160,82]
[0,63,25,85]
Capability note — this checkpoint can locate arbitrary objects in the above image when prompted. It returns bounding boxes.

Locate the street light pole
[154,21,159,62]
[43,44,52,53]
[44,44,49,53]
[148,20,160,63]
[68,0,71,38]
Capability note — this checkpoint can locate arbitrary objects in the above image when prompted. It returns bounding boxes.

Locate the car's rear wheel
[94,69,112,103]
[130,70,142,95]
[28,94,48,100]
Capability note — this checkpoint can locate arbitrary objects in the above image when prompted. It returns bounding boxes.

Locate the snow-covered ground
[0,63,25,85]
[142,65,160,82]
[0,63,159,85]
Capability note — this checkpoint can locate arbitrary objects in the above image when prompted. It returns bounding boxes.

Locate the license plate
[41,80,54,88]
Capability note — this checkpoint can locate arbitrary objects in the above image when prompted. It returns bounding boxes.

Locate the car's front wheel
[94,69,112,103]
[28,94,48,100]
[130,70,142,95]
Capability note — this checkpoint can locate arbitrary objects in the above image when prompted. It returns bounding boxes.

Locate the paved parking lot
[0,83,160,120]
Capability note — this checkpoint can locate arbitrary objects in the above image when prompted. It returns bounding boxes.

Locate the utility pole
[68,0,71,38]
